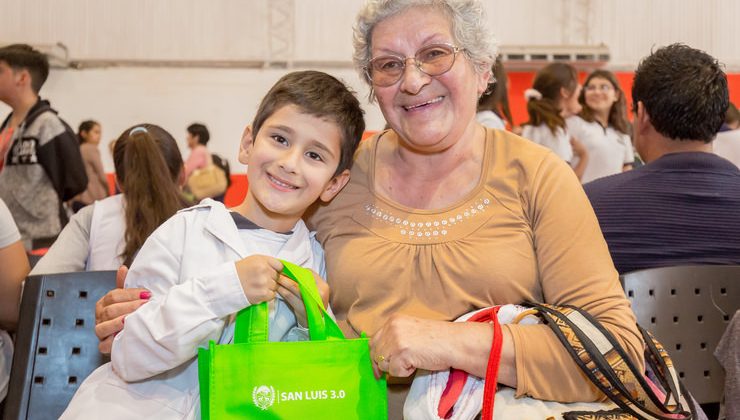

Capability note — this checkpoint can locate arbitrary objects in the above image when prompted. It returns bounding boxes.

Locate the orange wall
[508,71,740,126]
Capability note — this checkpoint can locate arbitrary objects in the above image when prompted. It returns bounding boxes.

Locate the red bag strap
[481,307,503,420]
[437,307,503,420]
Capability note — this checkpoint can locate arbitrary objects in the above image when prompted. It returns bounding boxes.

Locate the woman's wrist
[446,322,494,377]
[447,321,517,387]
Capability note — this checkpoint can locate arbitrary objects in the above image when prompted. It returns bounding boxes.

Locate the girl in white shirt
[32,124,189,274]
[568,69,634,183]
[476,57,514,131]
[521,62,589,179]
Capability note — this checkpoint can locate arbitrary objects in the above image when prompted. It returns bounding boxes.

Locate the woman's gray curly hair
[353,0,498,99]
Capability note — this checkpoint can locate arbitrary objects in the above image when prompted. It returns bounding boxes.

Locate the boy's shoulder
[23,109,69,143]
[174,198,230,223]
[144,198,236,250]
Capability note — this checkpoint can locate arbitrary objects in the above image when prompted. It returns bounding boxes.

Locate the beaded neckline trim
[363,197,492,240]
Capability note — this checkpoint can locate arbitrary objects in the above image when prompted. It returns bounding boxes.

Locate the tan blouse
[306,128,643,403]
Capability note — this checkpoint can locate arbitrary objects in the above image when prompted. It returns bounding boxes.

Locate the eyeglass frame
[364,43,466,87]
[584,83,615,93]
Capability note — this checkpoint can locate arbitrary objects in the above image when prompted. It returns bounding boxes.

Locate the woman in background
[32,124,189,273]
[476,57,514,130]
[521,62,588,179]
[70,120,109,212]
[568,69,634,183]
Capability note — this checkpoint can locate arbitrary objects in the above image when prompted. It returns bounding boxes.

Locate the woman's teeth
[404,96,443,111]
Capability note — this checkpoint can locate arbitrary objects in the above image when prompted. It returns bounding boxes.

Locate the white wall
[0,66,380,173]
[1,0,738,171]
[4,0,737,68]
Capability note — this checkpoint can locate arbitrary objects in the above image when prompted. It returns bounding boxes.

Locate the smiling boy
[60,70,365,419]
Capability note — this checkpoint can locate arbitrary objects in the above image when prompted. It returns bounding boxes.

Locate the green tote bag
[198,260,388,419]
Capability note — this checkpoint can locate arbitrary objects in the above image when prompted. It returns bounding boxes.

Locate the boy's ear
[15,68,30,88]
[319,169,351,203]
[237,125,254,165]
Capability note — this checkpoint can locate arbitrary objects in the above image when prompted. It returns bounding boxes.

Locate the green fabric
[198,260,387,419]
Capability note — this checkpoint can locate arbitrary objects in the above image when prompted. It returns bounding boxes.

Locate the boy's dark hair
[251,70,365,176]
[187,123,210,146]
[632,43,728,143]
[525,62,578,135]
[0,44,49,94]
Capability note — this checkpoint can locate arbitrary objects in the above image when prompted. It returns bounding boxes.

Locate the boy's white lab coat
[60,199,325,419]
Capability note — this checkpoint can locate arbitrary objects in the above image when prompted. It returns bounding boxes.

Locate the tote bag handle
[233,260,345,344]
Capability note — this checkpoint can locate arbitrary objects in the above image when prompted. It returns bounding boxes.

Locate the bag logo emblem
[252,385,276,410]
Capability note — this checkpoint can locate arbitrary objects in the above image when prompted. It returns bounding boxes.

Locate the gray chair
[621,265,740,405]
[3,271,116,420]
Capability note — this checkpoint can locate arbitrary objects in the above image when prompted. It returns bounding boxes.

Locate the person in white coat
[60,70,366,420]
[568,69,634,183]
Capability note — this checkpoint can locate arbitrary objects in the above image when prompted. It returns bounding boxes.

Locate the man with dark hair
[0,44,87,249]
[584,43,740,274]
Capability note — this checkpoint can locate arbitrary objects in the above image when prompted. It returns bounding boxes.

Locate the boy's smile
[237,104,350,232]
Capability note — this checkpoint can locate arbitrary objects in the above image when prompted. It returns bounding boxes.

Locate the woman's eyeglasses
[585,84,615,93]
[365,43,465,87]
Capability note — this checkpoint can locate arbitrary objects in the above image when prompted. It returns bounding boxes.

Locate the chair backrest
[3,271,116,420]
[621,265,740,404]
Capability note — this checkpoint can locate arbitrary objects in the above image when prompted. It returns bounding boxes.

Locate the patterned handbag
[523,302,697,420]
[407,303,699,420]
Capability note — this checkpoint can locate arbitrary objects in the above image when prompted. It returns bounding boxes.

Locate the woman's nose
[399,59,431,95]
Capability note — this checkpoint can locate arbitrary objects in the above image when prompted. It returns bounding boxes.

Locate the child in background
[568,69,634,183]
[60,70,365,419]
[521,62,589,179]
[70,120,109,212]
[476,57,515,131]
[31,124,189,273]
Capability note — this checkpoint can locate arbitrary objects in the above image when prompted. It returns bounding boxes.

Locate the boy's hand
[235,255,284,305]
[277,270,330,328]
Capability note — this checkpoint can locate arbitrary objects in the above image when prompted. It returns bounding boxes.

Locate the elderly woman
[95,0,643,417]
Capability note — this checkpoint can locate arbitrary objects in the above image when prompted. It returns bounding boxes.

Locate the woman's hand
[369,315,460,378]
[276,270,330,327]
[95,265,151,355]
[369,315,517,386]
